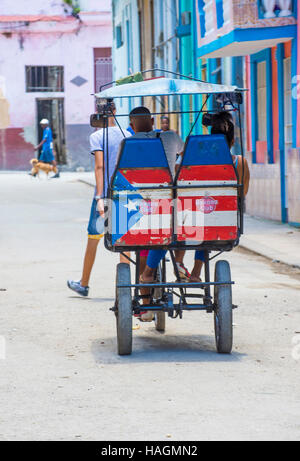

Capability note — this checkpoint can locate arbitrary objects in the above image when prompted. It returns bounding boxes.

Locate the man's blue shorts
[39,148,54,163]
[87,198,105,240]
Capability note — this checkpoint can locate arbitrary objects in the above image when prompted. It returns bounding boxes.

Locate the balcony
[197,0,297,58]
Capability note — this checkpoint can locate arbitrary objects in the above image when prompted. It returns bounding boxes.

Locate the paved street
[0,173,299,441]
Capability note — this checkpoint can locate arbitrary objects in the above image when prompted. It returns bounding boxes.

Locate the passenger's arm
[175,151,184,174]
[236,156,250,196]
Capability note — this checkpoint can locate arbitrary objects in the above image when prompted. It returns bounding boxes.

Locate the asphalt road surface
[0,173,299,441]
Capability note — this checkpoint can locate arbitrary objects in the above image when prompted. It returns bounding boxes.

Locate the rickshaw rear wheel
[214,260,233,354]
[116,263,132,355]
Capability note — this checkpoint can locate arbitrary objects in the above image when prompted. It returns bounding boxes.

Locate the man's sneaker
[50,172,60,179]
[175,262,191,281]
[67,280,89,297]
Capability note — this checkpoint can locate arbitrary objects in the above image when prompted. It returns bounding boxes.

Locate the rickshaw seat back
[176,134,238,243]
[109,137,173,247]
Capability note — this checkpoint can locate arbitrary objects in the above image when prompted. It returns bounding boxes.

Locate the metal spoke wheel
[214,260,233,354]
[153,262,166,332]
[116,263,132,355]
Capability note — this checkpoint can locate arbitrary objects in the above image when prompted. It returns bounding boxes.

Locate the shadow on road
[67,296,115,302]
[91,333,245,364]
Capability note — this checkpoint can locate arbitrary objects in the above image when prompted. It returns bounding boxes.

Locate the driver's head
[129,106,153,133]
[211,111,234,148]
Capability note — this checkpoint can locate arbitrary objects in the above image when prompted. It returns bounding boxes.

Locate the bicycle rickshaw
[93,70,246,356]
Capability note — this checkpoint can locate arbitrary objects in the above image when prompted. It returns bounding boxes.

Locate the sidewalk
[240,215,300,268]
[73,174,300,268]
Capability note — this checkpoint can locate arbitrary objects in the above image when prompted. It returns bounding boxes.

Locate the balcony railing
[204,0,215,36]
[258,0,295,19]
[200,0,296,40]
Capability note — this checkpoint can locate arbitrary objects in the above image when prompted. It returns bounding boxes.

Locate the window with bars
[257,61,267,142]
[25,66,64,92]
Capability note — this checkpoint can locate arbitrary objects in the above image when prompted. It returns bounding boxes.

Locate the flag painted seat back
[108,137,173,248]
[175,134,238,244]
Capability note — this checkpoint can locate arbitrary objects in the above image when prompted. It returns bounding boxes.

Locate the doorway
[36,98,66,164]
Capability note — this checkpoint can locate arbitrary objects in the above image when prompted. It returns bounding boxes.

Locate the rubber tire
[214,260,233,354]
[155,311,166,332]
[116,263,132,355]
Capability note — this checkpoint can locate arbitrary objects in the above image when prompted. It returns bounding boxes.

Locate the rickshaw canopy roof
[95,77,242,99]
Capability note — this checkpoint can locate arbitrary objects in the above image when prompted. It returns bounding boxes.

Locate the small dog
[30,158,57,178]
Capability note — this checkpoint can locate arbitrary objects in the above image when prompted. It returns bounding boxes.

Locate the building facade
[0,0,112,171]
[111,0,180,129]
[192,0,300,225]
[112,0,300,225]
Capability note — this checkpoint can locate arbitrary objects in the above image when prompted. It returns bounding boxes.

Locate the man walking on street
[67,100,131,297]
[34,119,60,178]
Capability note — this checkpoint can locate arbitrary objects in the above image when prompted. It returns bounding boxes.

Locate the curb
[239,242,300,269]
[77,179,95,188]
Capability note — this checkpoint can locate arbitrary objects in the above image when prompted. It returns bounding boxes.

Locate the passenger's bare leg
[190,260,203,282]
[120,252,131,264]
[175,249,185,264]
[139,256,149,305]
[140,265,155,305]
[81,238,100,287]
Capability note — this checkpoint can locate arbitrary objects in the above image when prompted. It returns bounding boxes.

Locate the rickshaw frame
[94,69,246,354]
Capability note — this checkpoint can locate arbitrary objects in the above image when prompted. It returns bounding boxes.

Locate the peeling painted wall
[0,5,112,170]
[245,152,282,221]
[0,77,10,129]
[287,148,300,225]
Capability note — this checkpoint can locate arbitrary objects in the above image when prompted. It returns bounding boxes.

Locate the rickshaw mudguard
[175,134,239,244]
[106,137,173,249]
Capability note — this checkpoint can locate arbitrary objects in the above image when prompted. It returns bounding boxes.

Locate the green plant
[63,0,80,15]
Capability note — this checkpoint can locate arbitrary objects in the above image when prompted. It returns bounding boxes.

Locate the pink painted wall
[0,1,112,169]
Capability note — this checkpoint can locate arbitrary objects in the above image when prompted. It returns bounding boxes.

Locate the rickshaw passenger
[210,111,250,195]
[141,110,250,296]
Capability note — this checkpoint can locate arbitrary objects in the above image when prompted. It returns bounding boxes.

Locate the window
[215,0,224,29]
[250,49,273,163]
[284,57,292,150]
[181,11,191,25]
[94,48,112,92]
[116,24,123,48]
[26,66,64,92]
[257,61,267,141]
